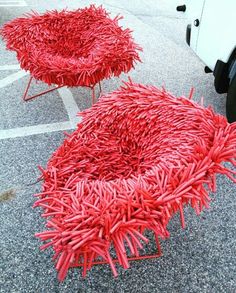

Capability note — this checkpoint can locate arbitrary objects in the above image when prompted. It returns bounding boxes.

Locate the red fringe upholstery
[34,81,236,281]
[1,5,142,87]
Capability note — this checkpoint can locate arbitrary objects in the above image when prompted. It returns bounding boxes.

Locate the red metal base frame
[74,252,162,268]
[71,235,162,273]
[23,76,102,104]
[23,76,64,101]
[91,81,102,104]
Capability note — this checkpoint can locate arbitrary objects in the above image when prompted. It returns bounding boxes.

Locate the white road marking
[0,70,29,88]
[57,87,82,128]
[0,68,82,139]
[0,0,27,6]
[0,64,21,70]
[0,121,74,140]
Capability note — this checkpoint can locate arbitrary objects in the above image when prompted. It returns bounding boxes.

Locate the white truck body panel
[185,0,205,51]
[185,0,236,70]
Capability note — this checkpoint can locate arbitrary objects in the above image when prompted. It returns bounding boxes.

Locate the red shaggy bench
[34,81,236,281]
[1,5,141,102]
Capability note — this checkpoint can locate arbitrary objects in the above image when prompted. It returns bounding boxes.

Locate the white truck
[177,0,236,122]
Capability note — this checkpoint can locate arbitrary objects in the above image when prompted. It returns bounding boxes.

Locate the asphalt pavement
[0,1,235,292]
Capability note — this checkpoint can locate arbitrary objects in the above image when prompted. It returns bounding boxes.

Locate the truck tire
[226,74,236,123]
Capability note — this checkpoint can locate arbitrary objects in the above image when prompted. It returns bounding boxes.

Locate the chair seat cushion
[34,81,236,281]
[1,6,141,87]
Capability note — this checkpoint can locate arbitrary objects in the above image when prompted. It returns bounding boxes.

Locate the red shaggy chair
[34,81,236,281]
[1,5,141,102]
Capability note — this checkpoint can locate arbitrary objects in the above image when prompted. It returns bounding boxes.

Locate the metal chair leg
[22,76,64,101]
[98,81,102,94]
[92,86,96,105]
[91,82,103,105]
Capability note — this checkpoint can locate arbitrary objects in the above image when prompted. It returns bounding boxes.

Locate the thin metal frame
[22,76,102,104]
[22,76,64,101]
[71,234,162,269]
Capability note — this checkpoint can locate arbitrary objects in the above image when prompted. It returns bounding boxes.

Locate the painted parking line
[0,0,27,7]
[57,87,82,128]
[0,70,29,88]
[0,67,82,139]
[0,121,74,140]
[0,64,21,71]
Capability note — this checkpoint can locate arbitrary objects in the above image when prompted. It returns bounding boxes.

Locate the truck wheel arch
[214,47,236,94]
[226,74,236,123]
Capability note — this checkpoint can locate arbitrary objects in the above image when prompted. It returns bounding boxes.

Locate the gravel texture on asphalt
[0,1,235,292]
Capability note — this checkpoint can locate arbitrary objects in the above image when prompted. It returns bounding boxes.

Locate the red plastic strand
[34,80,236,281]
[1,5,142,89]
